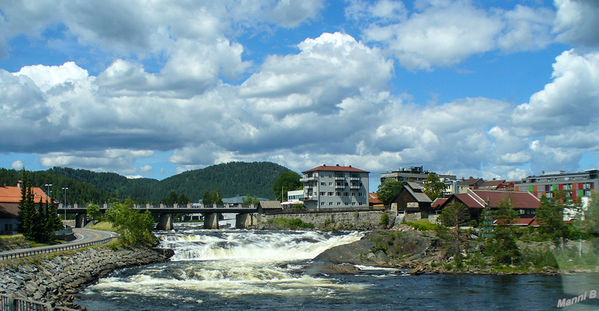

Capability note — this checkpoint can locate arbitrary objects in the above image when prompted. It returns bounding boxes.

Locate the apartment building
[515,169,598,199]
[381,166,456,184]
[300,164,369,209]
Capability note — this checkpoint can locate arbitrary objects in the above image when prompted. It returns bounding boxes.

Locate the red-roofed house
[369,193,384,209]
[301,164,369,209]
[437,189,540,225]
[0,182,52,234]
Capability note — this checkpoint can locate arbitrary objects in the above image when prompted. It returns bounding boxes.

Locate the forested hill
[0,162,293,204]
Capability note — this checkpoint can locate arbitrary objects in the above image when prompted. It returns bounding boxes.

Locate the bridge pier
[203,213,220,229]
[157,213,173,230]
[235,213,255,229]
[75,213,86,228]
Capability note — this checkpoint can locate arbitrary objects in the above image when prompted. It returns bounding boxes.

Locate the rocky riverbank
[312,225,561,275]
[0,245,174,309]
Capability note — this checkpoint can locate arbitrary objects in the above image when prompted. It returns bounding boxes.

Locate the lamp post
[62,187,68,226]
[44,183,52,201]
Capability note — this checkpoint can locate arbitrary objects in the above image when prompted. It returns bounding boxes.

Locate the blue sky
[1,0,598,190]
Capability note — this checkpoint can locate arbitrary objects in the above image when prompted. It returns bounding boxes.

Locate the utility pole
[62,187,68,227]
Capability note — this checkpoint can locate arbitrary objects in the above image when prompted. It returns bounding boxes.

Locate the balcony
[335,184,345,189]
[350,184,361,189]
[302,195,317,201]
[300,176,315,182]
[349,176,360,181]
[334,176,345,180]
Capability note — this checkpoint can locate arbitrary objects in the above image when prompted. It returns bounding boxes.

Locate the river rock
[0,245,174,309]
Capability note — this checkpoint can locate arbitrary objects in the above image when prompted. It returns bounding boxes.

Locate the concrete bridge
[56,203,259,230]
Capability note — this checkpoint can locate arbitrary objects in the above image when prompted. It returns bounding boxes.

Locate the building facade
[300,165,369,209]
[515,170,598,199]
[381,166,456,184]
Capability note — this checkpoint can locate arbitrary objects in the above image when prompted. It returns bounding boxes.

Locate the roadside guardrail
[0,234,115,261]
[0,294,78,311]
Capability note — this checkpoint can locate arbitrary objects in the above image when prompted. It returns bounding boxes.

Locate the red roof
[442,189,539,210]
[303,165,369,173]
[431,198,447,209]
[369,193,382,204]
[0,186,51,204]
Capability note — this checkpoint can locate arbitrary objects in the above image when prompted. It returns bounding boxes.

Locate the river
[76,224,599,310]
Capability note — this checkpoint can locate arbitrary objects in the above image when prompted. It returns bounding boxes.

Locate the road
[0,228,117,260]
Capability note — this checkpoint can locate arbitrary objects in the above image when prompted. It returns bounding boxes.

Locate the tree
[536,191,571,246]
[87,203,102,221]
[161,191,179,205]
[107,199,156,246]
[439,201,468,258]
[202,190,223,205]
[273,171,302,201]
[376,179,403,206]
[423,173,446,201]
[583,192,599,237]
[486,198,520,264]
[242,194,260,206]
[18,170,37,240]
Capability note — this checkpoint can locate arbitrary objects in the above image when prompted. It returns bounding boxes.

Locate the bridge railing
[0,294,78,311]
[0,234,115,261]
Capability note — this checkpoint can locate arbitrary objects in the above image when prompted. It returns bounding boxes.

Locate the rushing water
[77,224,599,310]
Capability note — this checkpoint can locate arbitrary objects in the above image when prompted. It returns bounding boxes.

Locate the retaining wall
[255,207,397,230]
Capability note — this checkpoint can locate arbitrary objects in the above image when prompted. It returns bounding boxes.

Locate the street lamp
[62,187,68,227]
[44,184,52,201]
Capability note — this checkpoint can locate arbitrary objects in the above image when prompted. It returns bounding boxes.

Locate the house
[460,177,485,189]
[0,182,52,234]
[368,192,384,210]
[392,182,433,217]
[258,200,282,213]
[282,190,304,208]
[435,189,540,225]
[300,164,369,209]
[478,179,506,190]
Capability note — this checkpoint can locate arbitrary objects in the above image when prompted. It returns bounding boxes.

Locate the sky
[1,0,598,191]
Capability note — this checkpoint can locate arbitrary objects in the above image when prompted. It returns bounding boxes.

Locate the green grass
[404,219,440,231]
[88,221,117,232]
[267,218,315,229]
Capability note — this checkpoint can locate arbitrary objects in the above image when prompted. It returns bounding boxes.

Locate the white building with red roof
[300,164,369,209]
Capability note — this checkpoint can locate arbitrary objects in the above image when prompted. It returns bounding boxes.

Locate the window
[337,202,341,205]
[328,192,333,196]
[358,193,362,196]
[329,182,332,186]
[336,192,340,196]
[321,182,326,186]
[320,192,325,196]
[321,202,325,205]
[329,202,333,205]
[344,192,348,196]
[352,202,356,205]
[345,202,349,206]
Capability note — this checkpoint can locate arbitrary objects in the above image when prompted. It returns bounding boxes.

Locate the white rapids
[86,228,367,298]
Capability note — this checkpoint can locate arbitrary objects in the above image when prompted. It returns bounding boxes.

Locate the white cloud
[497,5,554,52]
[11,160,24,170]
[358,1,555,70]
[553,0,599,47]
[513,50,599,135]
[40,149,154,172]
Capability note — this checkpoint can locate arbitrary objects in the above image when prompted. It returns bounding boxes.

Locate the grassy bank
[266,217,315,229]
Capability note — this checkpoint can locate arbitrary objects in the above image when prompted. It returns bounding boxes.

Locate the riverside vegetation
[0,198,172,309]
[317,193,599,275]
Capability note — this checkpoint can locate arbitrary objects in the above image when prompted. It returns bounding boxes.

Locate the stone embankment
[255,208,396,230]
[0,245,174,309]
